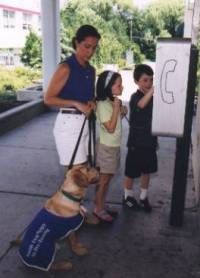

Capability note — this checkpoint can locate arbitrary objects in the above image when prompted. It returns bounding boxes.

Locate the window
[3,9,15,29]
[22,13,32,30]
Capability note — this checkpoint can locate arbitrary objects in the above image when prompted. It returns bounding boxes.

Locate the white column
[184,0,200,43]
[41,0,60,91]
[184,0,200,202]
[184,0,195,38]
[191,0,200,44]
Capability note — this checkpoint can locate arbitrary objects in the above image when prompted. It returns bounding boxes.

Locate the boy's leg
[140,173,150,198]
[139,173,152,212]
[123,148,141,210]
[123,176,134,198]
[122,176,140,210]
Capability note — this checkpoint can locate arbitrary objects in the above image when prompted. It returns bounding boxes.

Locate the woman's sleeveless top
[59,54,95,103]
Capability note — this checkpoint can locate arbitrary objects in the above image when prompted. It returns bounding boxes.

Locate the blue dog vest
[19,208,84,271]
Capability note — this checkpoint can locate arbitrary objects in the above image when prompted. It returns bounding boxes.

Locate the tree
[140,0,184,60]
[60,0,144,67]
[21,31,42,68]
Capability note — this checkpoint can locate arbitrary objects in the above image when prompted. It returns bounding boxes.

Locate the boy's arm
[137,87,154,109]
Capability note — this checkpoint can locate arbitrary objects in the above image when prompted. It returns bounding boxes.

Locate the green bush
[0,67,42,94]
[0,91,17,102]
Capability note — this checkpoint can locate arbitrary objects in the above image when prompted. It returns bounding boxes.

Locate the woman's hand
[76,102,94,117]
[88,100,96,111]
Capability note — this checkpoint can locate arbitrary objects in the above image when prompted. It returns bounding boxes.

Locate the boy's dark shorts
[125,147,157,178]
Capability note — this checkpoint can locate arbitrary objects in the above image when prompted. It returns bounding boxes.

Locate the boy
[122,64,157,212]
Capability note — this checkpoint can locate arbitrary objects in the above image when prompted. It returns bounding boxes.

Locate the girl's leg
[94,173,113,212]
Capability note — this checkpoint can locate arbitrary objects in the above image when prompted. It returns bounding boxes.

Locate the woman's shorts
[96,143,120,174]
[125,147,157,178]
[53,112,89,166]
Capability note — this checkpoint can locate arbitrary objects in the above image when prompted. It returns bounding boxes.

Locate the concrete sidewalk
[0,111,199,278]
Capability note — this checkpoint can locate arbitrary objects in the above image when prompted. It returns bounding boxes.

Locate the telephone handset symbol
[160,59,177,104]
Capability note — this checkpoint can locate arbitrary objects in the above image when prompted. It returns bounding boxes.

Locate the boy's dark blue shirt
[127,89,157,149]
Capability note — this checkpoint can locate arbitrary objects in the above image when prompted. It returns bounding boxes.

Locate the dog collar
[61,190,83,203]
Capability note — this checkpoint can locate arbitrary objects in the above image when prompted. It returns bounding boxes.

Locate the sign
[126,49,134,66]
[152,39,192,137]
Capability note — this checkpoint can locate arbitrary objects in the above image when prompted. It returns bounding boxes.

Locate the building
[0,0,41,66]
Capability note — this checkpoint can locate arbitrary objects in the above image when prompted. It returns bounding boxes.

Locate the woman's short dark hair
[134,64,154,81]
[96,71,121,101]
[72,25,101,49]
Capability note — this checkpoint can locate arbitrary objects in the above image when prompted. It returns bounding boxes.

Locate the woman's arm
[44,63,92,115]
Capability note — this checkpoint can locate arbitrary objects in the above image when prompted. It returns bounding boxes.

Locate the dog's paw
[84,213,100,225]
[51,261,73,271]
[71,243,89,256]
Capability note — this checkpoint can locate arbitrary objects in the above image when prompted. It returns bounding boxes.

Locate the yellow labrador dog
[19,165,99,271]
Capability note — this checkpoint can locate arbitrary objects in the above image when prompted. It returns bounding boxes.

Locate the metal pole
[130,19,132,41]
[169,46,198,227]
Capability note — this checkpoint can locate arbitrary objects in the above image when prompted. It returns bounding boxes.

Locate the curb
[0,99,48,136]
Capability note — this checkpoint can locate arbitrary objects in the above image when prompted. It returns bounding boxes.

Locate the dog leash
[68,110,96,169]
[124,115,130,124]
[88,110,96,168]
[68,116,87,170]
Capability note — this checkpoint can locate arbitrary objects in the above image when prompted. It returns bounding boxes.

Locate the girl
[94,70,127,222]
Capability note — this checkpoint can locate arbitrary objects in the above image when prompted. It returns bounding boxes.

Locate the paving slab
[0,111,199,278]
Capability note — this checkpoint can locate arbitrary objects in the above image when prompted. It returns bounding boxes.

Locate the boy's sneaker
[123,196,141,211]
[139,198,152,213]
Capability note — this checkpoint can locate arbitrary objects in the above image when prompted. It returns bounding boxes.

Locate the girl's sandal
[105,205,119,216]
[93,209,113,223]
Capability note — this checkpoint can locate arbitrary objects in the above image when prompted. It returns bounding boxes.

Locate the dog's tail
[10,221,31,247]
[0,225,29,263]
[10,236,22,247]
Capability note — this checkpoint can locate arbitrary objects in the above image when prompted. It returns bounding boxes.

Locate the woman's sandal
[93,209,113,223]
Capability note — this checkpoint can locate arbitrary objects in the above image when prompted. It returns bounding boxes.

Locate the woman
[44,25,101,166]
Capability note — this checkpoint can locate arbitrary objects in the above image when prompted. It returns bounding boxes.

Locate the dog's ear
[71,169,88,187]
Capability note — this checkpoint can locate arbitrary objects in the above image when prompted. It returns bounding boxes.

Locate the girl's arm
[102,98,121,133]
[44,63,92,116]
[137,86,154,109]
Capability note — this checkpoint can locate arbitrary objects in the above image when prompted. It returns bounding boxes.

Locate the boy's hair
[134,64,154,81]
[96,70,121,101]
